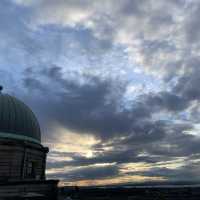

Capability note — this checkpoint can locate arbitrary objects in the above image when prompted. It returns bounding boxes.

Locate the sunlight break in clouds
[45,125,100,158]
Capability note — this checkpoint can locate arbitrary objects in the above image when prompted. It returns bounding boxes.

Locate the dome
[0,90,41,144]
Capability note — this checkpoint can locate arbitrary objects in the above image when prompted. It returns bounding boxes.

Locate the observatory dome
[0,88,41,143]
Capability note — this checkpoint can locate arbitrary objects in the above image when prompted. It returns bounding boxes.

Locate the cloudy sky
[2,0,200,186]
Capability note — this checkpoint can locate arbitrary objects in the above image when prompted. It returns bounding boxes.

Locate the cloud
[144,92,189,112]
[21,64,200,184]
[22,66,142,139]
[173,59,200,101]
[48,164,119,182]
[184,1,200,44]
[2,0,200,185]
[23,65,187,142]
[135,160,200,182]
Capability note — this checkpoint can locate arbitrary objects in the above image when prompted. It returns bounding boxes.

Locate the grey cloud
[135,161,200,182]
[47,150,167,170]
[46,121,198,171]
[23,77,47,92]
[23,65,200,161]
[173,68,200,101]
[23,65,191,140]
[23,66,152,140]
[184,1,200,44]
[22,63,200,185]
[145,92,189,112]
[48,165,119,181]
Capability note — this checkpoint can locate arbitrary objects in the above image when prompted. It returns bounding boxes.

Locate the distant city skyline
[1,0,200,186]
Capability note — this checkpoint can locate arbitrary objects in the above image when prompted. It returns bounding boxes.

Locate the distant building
[0,86,58,199]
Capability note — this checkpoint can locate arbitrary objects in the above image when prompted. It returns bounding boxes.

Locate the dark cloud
[23,77,47,92]
[48,165,119,181]
[133,161,200,182]
[46,121,200,173]
[47,150,169,171]
[23,65,192,141]
[21,61,200,183]
[173,66,200,101]
[184,2,200,44]
[22,65,151,140]
[23,64,200,167]
[120,0,147,17]
[145,92,188,112]
[48,121,200,183]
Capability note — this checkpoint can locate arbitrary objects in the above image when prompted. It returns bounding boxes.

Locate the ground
[58,186,200,200]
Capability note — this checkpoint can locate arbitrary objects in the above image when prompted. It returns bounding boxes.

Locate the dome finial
[0,86,3,93]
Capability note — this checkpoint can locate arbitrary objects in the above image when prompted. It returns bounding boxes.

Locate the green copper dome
[0,91,41,144]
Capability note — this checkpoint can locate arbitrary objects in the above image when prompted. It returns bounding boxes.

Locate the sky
[2,0,200,186]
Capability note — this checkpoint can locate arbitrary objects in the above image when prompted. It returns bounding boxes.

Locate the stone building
[0,86,58,199]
